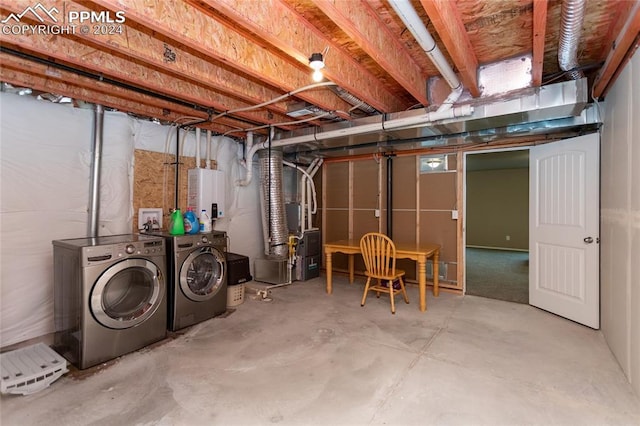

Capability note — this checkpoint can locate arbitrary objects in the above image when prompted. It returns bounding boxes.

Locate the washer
[154,231,228,331]
[52,234,167,370]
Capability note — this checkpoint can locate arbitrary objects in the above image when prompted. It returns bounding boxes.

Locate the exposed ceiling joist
[312,0,428,106]
[593,1,640,98]
[419,0,480,97]
[531,0,549,86]
[93,0,353,119]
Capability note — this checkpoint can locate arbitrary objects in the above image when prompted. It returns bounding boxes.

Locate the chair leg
[389,288,396,314]
[361,277,371,307]
[399,278,409,304]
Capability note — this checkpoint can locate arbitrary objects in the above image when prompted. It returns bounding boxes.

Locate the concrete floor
[1,275,639,426]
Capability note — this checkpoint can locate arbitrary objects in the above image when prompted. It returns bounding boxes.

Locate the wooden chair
[359,232,409,314]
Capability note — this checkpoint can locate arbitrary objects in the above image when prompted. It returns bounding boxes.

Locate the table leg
[348,254,355,284]
[433,250,440,297]
[418,257,427,312]
[326,251,333,294]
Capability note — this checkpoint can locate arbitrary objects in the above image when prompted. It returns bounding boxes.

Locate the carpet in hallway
[465,247,529,304]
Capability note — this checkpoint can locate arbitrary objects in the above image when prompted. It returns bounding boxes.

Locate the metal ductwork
[88,104,104,238]
[258,148,288,258]
[268,78,589,156]
[558,0,586,80]
[330,86,378,115]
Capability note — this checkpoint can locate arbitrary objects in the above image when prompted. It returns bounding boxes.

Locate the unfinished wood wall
[132,149,214,233]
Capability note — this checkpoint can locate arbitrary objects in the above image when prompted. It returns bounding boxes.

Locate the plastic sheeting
[1,94,263,348]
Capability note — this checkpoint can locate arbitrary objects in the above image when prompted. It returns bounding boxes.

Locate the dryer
[52,234,167,370]
[155,231,228,331]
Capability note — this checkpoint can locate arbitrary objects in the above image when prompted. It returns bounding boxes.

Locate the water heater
[187,168,225,218]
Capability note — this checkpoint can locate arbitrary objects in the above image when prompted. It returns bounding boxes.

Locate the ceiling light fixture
[309,52,325,82]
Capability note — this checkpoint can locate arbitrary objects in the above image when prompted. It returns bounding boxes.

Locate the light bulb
[312,69,324,82]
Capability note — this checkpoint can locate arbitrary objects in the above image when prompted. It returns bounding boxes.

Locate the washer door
[180,247,225,301]
[91,258,164,329]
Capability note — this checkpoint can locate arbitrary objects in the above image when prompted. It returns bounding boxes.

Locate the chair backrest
[359,232,397,279]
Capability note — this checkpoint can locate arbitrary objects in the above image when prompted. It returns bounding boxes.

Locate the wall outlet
[374,209,380,218]
[451,210,458,220]
[506,235,511,241]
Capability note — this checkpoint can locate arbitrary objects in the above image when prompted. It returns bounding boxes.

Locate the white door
[529,133,600,329]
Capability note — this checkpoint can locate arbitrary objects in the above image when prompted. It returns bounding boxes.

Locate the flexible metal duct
[558,0,586,80]
[331,86,378,114]
[258,149,288,258]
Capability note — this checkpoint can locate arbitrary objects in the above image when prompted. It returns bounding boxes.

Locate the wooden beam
[63,0,297,120]
[419,0,480,97]
[310,0,428,106]
[592,1,640,98]
[196,0,408,112]
[93,0,354,118]
[0,55,238,134]
[0,22,294,132]
[532,0,548,87]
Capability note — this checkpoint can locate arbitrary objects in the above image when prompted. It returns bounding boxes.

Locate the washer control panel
[83,239,165,266]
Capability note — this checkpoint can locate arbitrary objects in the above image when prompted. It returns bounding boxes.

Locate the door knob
[584,237,594,244]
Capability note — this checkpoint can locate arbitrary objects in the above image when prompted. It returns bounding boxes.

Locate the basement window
[420,155,448,173]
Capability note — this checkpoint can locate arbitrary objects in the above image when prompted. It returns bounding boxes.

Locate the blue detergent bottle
[184,207,199,234]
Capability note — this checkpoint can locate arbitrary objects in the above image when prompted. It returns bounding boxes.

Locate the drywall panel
[600,48,639,397]
[466,168,529,250]
[325,162,349,208]
[419,172,456,210]
[392,156,416,209]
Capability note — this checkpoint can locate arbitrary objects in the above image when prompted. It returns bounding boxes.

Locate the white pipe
[195,127,201,168]
[283,161,318,218]
[206,130,212,169]
[306,178,312,230]
[179,129,188,157]
[237,132,255,186]
[300,175,306,233]
[387,0,461,91]
[387,0,464,110]
[164,125,176,155]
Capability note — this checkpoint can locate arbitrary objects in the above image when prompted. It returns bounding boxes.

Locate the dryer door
[91,258,165,329]
[180,246,225,301]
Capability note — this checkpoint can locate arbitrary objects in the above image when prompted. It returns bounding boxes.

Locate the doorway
[464,149,529,304]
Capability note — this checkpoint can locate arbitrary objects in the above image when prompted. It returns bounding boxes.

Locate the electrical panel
[187,168,225,218]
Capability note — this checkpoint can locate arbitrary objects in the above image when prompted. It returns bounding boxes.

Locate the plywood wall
[132,149,213,233]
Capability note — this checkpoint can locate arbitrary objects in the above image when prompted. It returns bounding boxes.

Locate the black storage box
[225,252,252,285]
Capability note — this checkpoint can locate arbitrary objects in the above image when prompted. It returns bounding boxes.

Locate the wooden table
[324,240,441,312]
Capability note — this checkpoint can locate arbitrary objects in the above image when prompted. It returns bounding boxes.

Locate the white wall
[0,93,262,347]
[600,49,640,397]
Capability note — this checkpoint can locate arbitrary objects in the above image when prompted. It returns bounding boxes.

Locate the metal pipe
[88,104,104,237]
[558,0,586,80]
[386,155,393,238]
[175,127,180,209]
